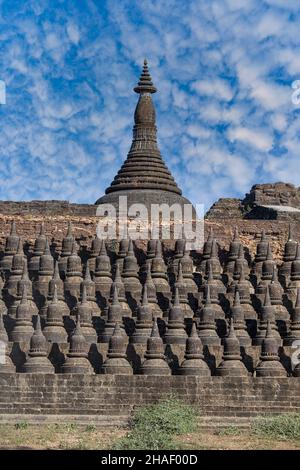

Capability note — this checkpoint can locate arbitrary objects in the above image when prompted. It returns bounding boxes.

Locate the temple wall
[0,199,296,261]
[0,374,299,425]
[2,340,299,426]
[0,201,97,253]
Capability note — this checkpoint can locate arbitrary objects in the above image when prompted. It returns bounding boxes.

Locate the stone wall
[3,338,299,426]
[0,199,296,261]
[0,200,97,253]
[243,183,300,208]
[0,200,96,217]
[0,374,299,425]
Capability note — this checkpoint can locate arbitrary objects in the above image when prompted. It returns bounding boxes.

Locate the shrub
[14,421,28,430]
[113,395,198,450]
[217,426,240,436]
[64,423,77,432]
[252,413,300,440]
[85,424,96,432]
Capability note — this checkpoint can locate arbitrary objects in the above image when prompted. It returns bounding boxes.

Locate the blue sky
[0,0,300,211]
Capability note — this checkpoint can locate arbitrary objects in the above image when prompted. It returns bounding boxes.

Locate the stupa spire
[133,59,157,94]
[96,59,192,209]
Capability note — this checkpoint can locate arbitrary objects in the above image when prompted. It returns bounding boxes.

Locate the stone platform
[0,374,299,427]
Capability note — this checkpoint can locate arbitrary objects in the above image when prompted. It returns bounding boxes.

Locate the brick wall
[0,374,299,424]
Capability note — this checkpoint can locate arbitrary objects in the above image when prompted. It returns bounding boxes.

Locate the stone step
[0,407,133,415]
[0,406,133,414]
[0,413,130,427]
[198,418,253,429]
[0,414,288,430]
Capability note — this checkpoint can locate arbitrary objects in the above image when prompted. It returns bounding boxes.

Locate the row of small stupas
[0,220,300,377]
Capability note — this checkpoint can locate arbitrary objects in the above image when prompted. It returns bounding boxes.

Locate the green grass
[216,426,241,437]
[113,395,198,450]
[0,420,299,450]
[14,421,28,430]
[251,413,300,441]
[85,424,96,432]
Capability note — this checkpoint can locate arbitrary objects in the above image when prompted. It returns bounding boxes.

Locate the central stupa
[95,60,192,211]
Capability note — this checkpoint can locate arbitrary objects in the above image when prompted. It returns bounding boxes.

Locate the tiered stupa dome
[96,60,192,211]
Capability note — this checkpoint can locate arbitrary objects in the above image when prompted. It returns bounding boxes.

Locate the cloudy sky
[0,0,300,211]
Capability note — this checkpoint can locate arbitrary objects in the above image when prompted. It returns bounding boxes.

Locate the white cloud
[186,124,211,139]
[250,80,289,110]
[191,78,234,101]
[227,127,273,151]
[256,12,287,39]
[270,113,288,131]
[66,22,80,45]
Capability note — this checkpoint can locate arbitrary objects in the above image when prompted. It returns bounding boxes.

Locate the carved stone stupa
[96,60,192,212]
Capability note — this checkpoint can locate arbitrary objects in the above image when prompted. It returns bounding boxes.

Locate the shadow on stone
[88,343,103,374]
[48,343,65,372]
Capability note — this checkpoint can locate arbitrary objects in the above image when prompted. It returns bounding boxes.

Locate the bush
[252,413,300,440]
[216,426,240,436]
[64,423,77,432]
[85,424,96,432]
[113,395,198,450]
[14,421,28,430]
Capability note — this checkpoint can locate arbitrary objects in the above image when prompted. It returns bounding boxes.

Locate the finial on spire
[39,223,45,237]
[44,238,51,255]
[266,242,273,260]
[74,315,82,335]
[205,284,211,305]
[134,59,157,94]
[288,224,293,241]
[150,318,160,337]
[71,240,78,255]
[112,285,119,304]
[173,287,180,306]
[35,314,42,334]
[84,263,91,281]
[21,284,27,304]
[233,288,241,307]
[10,220,17,236]
[52,284,58,303]
[233,226,239,241]
[142,284,149,306]
[207,261,213,281]
[263,285,271,307]
[82,285,87,304]
[17,237,23,254]
[190,322,198,338]
[261,229,267,241]
[66,220,73,237]
[177,260,184,282]
[21,259,29,280]
[271,265,278,283]
[53,260,60,280]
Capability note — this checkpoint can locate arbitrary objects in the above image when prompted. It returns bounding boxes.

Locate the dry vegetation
[0,423,299,450]
[1,401,300,450]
